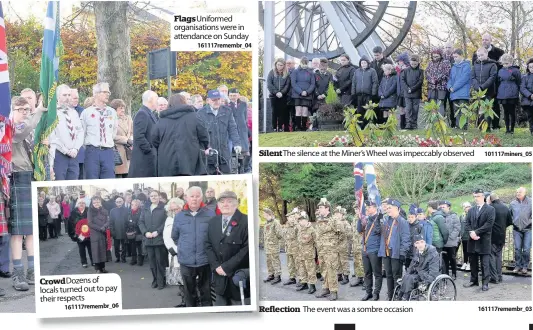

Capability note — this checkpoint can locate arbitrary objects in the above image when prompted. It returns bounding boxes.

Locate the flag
[364,163,381,208]
[33,1,62,181]
[0,1,13,200]
[353,162,365,220]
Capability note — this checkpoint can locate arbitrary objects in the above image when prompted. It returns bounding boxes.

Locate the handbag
[126,230,136,240]
[165,256,182,286]
[113,147,123,166]
[124,145,132,161]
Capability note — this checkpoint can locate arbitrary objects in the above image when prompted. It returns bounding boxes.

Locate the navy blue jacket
[471,59,498,97]
[171,205,216,267]
[378,73,398,108]
[378,215,410,259]
[497,66,521,100]
[351,67,378,96]
[520,73,533,106]
[290,67,316,100]
[357,213,382,254]
[401,66,424,99]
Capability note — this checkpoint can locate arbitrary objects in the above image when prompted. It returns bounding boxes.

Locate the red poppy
[231,221,237,226]
[91,114,95,118]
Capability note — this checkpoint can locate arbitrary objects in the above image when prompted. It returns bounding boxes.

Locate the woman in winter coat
[497,54,522,134]
[138,190,168,290]
[163,198,185,306]
[125,199,144,266]
[267,58,291,131]
[334,54,357,106]
[46,196,61,239]
[37,196,49,241]
[88,196,110,273]
[426,48,451,116]
[68,199,93,268]
[290,57,316,131]
[378,64,398,123]
[395,52,410,129]
[351,55,379,129]
[152,93,209,177]
[110,99,133,178]
[520,58,533,135]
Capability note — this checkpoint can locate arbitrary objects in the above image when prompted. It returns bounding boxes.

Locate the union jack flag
[0,2,12,201]
[354,162,365,220]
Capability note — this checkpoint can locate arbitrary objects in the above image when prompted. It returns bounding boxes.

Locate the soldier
[315,198,341,301]
[358,200,383,301]
[263,208,283,284]
[296,211,317,294]
[314,209,323,280]
[350,206,365,288]
[378,199,410,301]
[334,206,351,285]
[283,208,300,286]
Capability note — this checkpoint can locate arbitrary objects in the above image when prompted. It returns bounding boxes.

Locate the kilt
[9,171,33,236]
[0,196,7,237]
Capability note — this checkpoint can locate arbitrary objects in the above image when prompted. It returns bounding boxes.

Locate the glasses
[100,91,111,95]
[14,107,31,114]
[474,194,484,198]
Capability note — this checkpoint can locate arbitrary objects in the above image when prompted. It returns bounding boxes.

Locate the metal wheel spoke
[383,11,409,22]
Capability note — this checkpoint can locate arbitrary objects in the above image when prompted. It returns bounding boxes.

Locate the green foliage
[422,99,448,141]
[325,177,357,211]
[325,82,339,105]
[9,49,40,95]
[343,106,365,147]
[455,89,498,133]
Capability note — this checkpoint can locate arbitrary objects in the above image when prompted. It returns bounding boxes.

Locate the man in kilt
[9,96,46,291]
[0,191,7,296]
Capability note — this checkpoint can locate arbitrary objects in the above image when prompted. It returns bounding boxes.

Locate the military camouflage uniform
[297,220,317,286]
[264,217,283,277]
[283,212,299,282]
[352,224,365,278]
[315,212,340,298]
[337,216,352,277]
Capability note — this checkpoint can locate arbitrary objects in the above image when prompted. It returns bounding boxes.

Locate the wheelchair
[392,251,457,301]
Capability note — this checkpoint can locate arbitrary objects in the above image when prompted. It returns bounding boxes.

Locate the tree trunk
[94,2,133,112]
[511,2,517,60]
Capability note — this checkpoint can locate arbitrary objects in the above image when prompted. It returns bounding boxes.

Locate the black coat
[229,100,250,153]
[88,207,109,264]
[490,200,513,246]
[205,210,249,299]
[267,70,291,97]
[38,203,49,227]
[471,59,498,97]
[68,207,87,239]
[152,104,209,176]
[125,209,143,241]
[129,106,157,178]
[110,206,129,240]
[401,66,425,99]
[370,57,394,83]
[465,203,495,255]
[334,63,357,95]
[314,70,333,97]
[138,202,166,246]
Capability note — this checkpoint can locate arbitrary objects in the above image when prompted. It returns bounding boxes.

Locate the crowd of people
[32,186,250,307]
[266,33,533,134]
[262,187,531,301]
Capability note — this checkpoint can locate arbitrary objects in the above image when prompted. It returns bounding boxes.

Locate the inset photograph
[259,1,533,147]
[34,175,254,311]
[259,162,532,301]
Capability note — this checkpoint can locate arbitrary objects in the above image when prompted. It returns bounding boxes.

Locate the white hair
[92,82,109,96]
[157,97,168,105]
[56,84,71,97]
[142,90,157,105]
[76,198,87,208]
[462,201,471,208]
[186,186,203,198]
[178,92,190,98]
[312,58,321,64]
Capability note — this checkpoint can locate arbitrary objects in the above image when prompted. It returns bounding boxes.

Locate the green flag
[33,1,62,181]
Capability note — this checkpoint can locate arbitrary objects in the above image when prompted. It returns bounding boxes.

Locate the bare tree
[94,1,133,110]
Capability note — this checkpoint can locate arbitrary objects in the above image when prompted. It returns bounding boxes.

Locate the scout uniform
[49,105,84,180]
[315,198,340,301]
[80,105,118,179]
[295,211,317,294]
[263,208,283,284]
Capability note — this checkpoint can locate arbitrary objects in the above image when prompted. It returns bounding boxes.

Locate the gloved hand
[399,255,406,264]
[234,146,242,154]
[168,247,177,256]
[70,236,78,242]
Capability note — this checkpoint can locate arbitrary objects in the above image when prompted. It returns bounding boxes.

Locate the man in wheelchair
[398,235,440,300]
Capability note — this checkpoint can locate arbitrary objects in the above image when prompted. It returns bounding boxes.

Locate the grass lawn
[259,127,533,147]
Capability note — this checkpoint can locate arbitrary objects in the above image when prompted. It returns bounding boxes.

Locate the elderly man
[205,191,249,306]
[204,187,218,213]
[489,192,513,283]
[175,187,185,200]
[110,197,129,263]
[129,90,158,178]
[157,97,168,112]
[311,58,321,73]
[464,189,495,292]
[196,90,241,175]
[510,187,532,275]
[399,235,440,301]
[191,94,204,110]
[217,85,230,105]
[48,84,84,180]
[80,82,118,179]
[69,88,86,179]
[171,186,216,307]
[20,88,37,114]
